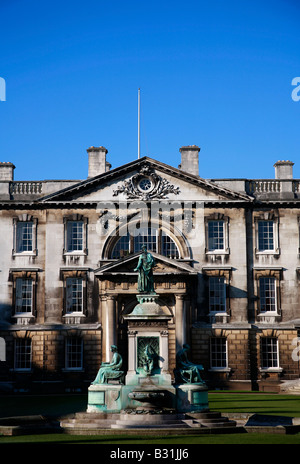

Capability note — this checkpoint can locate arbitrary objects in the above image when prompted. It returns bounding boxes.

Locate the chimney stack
[179,146,200,176]
[0,162,15,181]
[274,160,294,179]
[87,146,111,178]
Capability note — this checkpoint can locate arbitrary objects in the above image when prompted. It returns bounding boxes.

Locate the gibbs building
[0,145,299,393]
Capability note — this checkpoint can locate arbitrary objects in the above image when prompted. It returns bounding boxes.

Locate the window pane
[15,278,33,313]
[66,338,83,369]
[16,222,33,252]
[112,233,130,258]
[133,227,157,253]
[161,232,179,258]
[111,229,179,258]
[209,277,226,312]
[15,339,31,370]
[259,277,276,312]
[261,337,278,368]
[67,221,83,251]
[208,221,224,251]
[66,278,83,313]
[210,337,227,368]
[258,221,274,251]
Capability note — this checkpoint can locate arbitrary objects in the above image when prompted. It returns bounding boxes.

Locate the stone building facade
[0,146,299,393]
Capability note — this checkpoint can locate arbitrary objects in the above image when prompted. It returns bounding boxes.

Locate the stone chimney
[0,162,15,181]
[87,146,111,178]
[179,146,200,176]
[274,160,294,179]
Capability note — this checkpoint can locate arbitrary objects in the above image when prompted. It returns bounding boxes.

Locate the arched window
[111,234,130,259]
[111,227,179,259]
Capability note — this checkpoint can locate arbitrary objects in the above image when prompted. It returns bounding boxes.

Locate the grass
[209,392,300,417]
[0,393,87,419]
[1,391,300,444]
[0,432,300,444]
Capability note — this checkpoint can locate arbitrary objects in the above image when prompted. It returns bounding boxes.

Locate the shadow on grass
[0,394,87,420]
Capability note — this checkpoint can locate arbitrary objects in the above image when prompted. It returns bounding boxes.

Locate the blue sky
[0,0,299,181]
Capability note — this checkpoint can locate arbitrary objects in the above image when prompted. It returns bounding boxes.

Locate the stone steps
[61,419,116,428]
[111,422,191,429]
[200,420,237,428]
[60,410,237,433]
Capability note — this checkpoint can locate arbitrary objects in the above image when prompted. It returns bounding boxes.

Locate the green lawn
[1,392,300,444]
[0,432,300,444]
[2,392,300,419]
[0,393,87,419]
[209,392,300,417]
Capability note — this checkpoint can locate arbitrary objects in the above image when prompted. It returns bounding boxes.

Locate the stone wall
[0,328,102,392]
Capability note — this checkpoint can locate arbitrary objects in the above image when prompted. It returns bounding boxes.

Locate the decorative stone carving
[138,338,159,375]
[113,164,180,200]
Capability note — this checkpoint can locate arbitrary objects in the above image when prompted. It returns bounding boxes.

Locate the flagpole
[138,88,141,159]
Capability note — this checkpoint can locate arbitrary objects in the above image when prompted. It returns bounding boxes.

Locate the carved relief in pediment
[113,164,180,200]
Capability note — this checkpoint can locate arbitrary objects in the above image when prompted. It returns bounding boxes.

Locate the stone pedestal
[124,293,172,386]
[87,291,209,416]
[121,384,176,411]
[87,384,123,413]
[175,383,209,412]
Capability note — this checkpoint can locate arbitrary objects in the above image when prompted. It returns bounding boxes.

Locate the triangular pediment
[38,157,252,204]
[94,252,197,276]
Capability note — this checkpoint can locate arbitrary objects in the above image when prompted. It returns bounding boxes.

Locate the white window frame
[203,267,231,323]
[10,270,38,323]
[210,337,228,370]
[207,220,225,252]
[63,216,88,256]
[260,337,282,373]
[257,220,274,252]
[14,338,32,371]
[12,215,37,256]
[65,337,83,371]
[15,278,33,315]
[253,268,282,322]
[254,212,280,256]
[60,269,88,320]
[205,214,229,256]
[65,277,84,314]
[259,277,277,313]
[209,276,227,313]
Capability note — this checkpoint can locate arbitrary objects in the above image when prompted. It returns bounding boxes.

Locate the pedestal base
[125,372,172,386]
[175,383,209,412]
[87,382,209,414]
[122,384,177,410]
[87,384,123,413]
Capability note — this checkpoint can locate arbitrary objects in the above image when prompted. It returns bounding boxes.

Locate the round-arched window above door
[110,227,180,259]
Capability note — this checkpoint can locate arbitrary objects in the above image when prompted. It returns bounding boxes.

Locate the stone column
[105,295,117,362]
[175,294,186,352]
[160,329,169,372]
[127,330,137,373]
